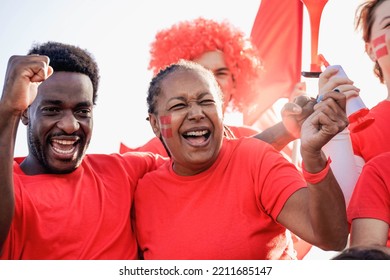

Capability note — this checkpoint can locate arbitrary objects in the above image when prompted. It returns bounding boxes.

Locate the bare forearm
[0,106,19,250]
[0,55,52,252]
[253,122,296,151]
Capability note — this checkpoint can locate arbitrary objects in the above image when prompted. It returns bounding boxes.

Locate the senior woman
[134,60,349,260]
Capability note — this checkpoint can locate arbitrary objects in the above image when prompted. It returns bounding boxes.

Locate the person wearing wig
[148,17,262,113]
[120,17,310,157]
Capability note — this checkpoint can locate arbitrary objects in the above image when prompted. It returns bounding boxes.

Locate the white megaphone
[321,65,370,205]
[322,128,365,206]
[327,65,374,133]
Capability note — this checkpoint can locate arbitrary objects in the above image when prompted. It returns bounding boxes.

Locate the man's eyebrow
[40,99,62,105]
[40,100,93,107]
[215,67,230,72]
[76,101,93,107]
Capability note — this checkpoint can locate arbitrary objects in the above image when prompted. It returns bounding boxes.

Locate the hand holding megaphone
[319,64,374,132]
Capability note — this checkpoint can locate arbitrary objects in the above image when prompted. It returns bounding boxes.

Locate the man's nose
[57,111,80,134]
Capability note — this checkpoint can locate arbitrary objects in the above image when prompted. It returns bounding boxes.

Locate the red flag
[247,1,314,260]
[244,0,303,128]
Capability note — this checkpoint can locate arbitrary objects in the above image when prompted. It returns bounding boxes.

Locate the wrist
[285,125,300,140]
[273,122,296,148]
[302,157,332,184]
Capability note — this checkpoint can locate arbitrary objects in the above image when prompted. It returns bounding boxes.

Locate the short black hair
[28,41,100,104]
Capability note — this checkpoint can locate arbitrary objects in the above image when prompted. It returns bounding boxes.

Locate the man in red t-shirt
[0,42,165,259]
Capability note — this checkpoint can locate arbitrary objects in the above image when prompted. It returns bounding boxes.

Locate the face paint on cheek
[372,34,386,47]
[159,115,173,138]
[372,34,388,59]
[160,115,171,125]
[161,128,173,138]
[376,46,388,59]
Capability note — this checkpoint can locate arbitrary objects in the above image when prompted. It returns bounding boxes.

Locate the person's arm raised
[277,90,349,251]
[0,55,52,252]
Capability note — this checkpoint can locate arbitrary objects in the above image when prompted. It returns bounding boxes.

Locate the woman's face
[149,67,224,176]
[367,0,390,80]
[193,50,235,112]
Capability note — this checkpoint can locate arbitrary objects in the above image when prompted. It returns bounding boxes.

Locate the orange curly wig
[148,17,264,111]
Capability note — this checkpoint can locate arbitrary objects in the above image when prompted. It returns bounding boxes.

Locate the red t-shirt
[1,153,164,260]
[350,100,390,161]
[347,152,390,247]
[120,137,168,156]
[134,137,306,260]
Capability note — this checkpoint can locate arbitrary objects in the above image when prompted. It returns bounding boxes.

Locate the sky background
[0,0,386,259]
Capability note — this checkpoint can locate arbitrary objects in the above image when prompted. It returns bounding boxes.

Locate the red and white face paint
[159,115,172,138]
[372,34,388,59]
[369,0,390,62]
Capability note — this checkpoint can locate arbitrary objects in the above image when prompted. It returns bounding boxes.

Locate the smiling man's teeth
[185,130,208,136]
[52,139,76,145]
[51,139,78,154]
[52,146,76,154]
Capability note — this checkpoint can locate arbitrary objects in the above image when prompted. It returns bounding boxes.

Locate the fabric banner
[244,0,303,130]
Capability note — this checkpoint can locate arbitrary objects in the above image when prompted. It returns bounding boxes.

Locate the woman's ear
[148,114,161,138]
[366,42,377,62]
[21,109,29,125]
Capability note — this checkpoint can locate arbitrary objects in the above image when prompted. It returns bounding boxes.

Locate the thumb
[47,65,54,78]
[281,102,302,117]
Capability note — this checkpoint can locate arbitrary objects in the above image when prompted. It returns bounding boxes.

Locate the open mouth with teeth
[51,139,79,157]
[182,129,211,146]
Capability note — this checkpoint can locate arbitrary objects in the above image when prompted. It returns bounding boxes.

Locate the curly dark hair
[27,41,100,104]
[355,0,387,83]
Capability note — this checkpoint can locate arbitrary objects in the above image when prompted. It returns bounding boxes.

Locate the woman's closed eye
[168,102,187,111]
[199,99,216,106]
